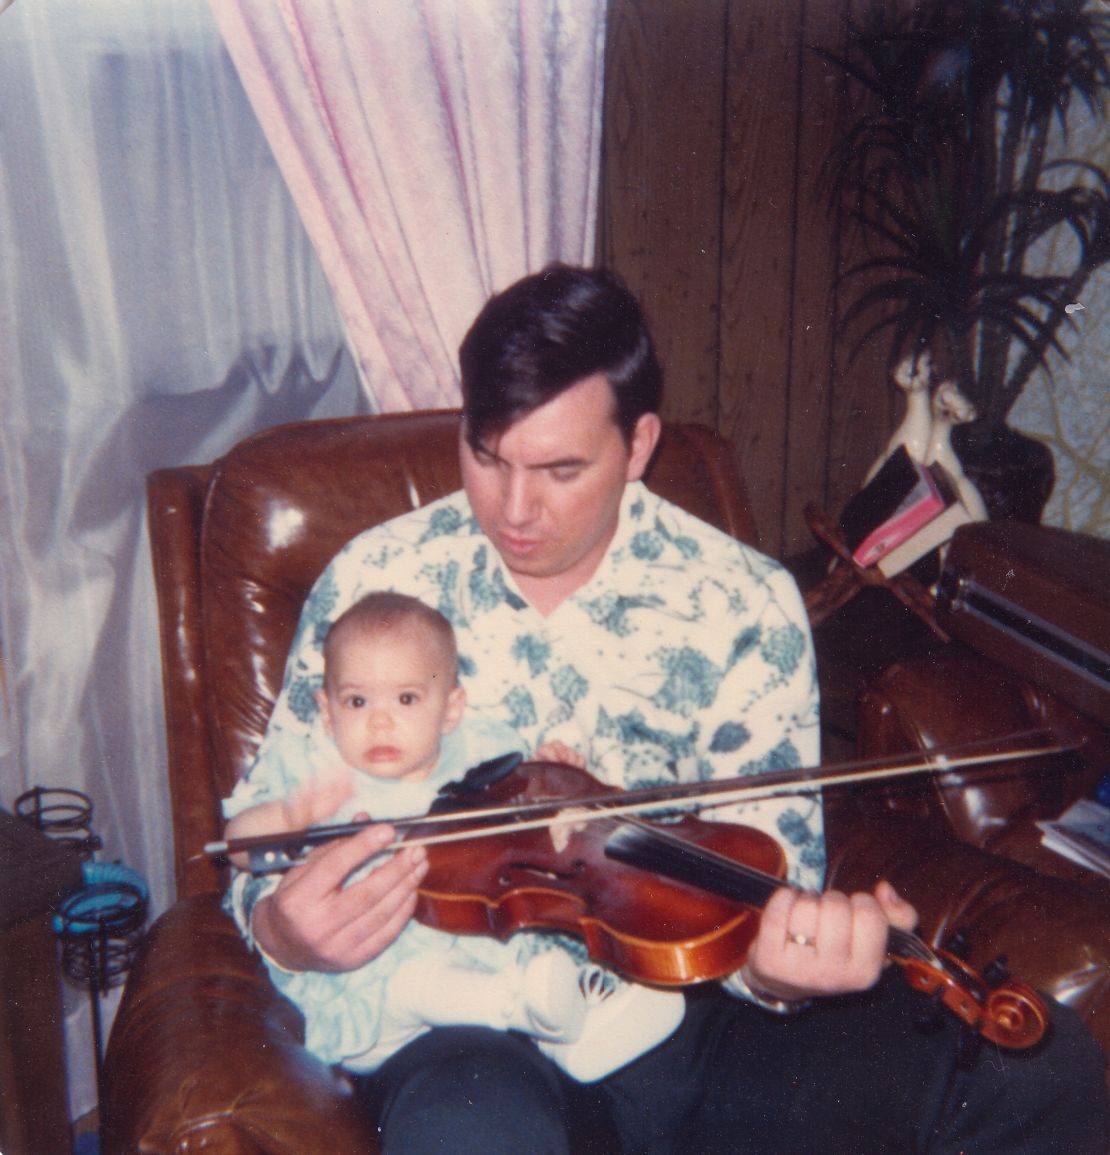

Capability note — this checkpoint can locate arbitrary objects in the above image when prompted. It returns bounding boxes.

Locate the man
[231,265,1107,1153]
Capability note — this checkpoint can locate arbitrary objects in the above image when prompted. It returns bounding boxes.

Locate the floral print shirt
[226,480,823,1008]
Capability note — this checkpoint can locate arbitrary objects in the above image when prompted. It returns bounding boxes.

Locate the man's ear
[315,689,334,735]
[441,685,467,735]
[625,412,662,482]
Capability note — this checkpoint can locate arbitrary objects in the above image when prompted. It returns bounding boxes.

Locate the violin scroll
[896,947,1048,1050]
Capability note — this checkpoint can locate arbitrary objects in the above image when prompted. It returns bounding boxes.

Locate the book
[839,446,955,567]
[1036,798,1110,880]
[875,497,975,577]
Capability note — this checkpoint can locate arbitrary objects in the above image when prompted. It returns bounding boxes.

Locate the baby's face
[317,625,464,783]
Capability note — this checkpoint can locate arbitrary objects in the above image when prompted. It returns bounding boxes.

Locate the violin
[212,739,1062,1050]
[413,758,1048,1051]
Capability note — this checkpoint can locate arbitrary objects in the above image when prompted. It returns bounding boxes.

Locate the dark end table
[0,809,84,1155]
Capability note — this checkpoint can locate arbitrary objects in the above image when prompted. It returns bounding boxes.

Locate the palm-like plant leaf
[823,0,1110,424]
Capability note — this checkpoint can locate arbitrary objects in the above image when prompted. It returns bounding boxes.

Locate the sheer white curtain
[211,0,607,410]
[0,0,360,1114]
[0,0,606,1115]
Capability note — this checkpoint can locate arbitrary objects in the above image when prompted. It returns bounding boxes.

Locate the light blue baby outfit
[223,717,538,1072]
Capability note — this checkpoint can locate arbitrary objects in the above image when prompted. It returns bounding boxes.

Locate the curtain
[0,0,362,1115]
[0,0,606,1118]
[210,0,607,411]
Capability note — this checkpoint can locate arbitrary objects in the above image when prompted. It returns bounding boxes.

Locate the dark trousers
[353,973,1108,1154]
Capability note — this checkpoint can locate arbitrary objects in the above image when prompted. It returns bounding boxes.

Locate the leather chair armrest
[854,653,1103,849]
[102,893,377,1155]
[147,467,226,897]
[826,811,1110,1071]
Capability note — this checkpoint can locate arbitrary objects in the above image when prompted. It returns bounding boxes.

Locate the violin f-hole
[499,860,589,886]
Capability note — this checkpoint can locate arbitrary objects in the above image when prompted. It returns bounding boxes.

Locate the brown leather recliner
[102,412,1110,1153]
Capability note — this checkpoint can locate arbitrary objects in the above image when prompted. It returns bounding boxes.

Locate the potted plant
[821,0,1110,520]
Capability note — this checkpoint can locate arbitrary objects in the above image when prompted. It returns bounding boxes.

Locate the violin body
[415,760,787,986]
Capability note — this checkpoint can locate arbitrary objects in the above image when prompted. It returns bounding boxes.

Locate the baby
[223,591,588,1074]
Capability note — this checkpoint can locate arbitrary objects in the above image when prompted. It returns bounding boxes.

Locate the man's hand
[741,881,917,1003]
[251,821,428,973]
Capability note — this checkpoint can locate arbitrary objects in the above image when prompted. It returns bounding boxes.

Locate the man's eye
[550,466,582,482]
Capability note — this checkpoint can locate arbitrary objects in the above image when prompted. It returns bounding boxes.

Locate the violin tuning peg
[982,955,1009,988]
[943,930,970,959]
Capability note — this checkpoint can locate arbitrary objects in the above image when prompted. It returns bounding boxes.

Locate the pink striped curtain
[211,0,607,411]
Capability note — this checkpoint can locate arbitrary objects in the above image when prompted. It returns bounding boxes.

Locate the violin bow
[204,727,1079,870]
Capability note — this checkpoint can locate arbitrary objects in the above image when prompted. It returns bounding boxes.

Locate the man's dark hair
[458,264,662,447]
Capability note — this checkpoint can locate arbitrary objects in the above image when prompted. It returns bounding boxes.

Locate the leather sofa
[102,412,1110,1153]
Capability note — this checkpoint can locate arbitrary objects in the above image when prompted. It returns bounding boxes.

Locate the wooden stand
[802,503,948,642]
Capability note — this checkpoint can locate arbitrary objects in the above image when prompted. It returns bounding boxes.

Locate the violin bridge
[548,807,591,854]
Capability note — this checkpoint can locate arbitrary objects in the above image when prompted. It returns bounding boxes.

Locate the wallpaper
[1010,109,1110,539]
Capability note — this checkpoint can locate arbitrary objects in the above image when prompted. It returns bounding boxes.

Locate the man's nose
[502,469,538,525]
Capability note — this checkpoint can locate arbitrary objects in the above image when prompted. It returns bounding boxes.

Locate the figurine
[925,381,988,521]
[865,351,933,481]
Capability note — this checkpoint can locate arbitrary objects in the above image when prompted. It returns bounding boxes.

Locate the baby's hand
[535,741,586,770]
[281,773,355,831]
[224,772,356,871]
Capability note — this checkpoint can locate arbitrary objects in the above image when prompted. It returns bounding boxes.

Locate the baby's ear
[441,685,467,734]
[315,689,334,734]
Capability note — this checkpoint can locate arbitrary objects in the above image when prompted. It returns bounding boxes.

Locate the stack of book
[1037,798,1110,880]
[838,446,974,576]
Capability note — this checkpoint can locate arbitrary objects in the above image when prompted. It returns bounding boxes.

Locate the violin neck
[605,819,937,968]
[605,819,779,909]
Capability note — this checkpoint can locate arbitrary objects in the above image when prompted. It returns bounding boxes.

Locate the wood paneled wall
[599,0,897,558]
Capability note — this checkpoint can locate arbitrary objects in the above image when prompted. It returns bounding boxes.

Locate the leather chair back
[147,411,757,897]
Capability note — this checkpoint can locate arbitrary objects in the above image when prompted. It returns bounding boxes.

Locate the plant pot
[951,420,1055,524]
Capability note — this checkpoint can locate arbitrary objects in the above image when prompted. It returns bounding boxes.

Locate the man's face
[316,624,465,783]
[460,373,660,609]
